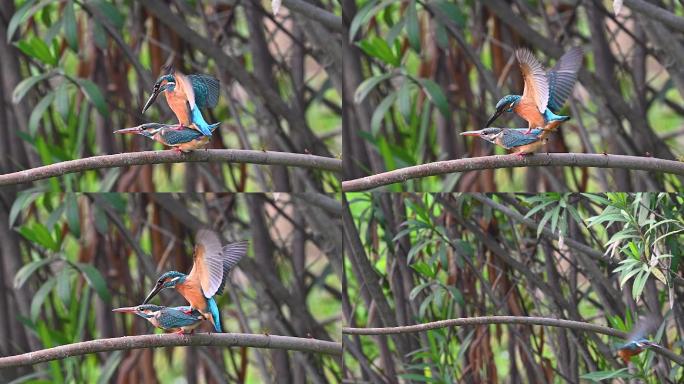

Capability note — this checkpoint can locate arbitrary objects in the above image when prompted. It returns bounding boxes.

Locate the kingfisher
[112,305,206,334]
[616,317,661,363]
[486,47,583,134]
[460,127,548,155]
[142,71,220,136]
[142,230,248,333]
[114,122,220,152]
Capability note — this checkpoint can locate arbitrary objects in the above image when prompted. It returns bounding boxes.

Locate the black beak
[485,106,505,128]
[142,284,163,304]
[142,87,161,114]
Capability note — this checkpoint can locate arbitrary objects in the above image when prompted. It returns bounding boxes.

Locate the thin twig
[341,153,684,191]
[342,316,684,366]
[0,333,342,368]
[0,149,341,186]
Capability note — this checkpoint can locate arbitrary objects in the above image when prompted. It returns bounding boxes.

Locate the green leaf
[371,92,396,136]
[28,91,55,135]
[354,73,392,104]
[14,257,53,288]
[66,194,81,238]
[406,0,420,52]
[397,80,412,121]
[19,222,59,251]
[416,78,451,119]
[7,0,46,43]
[76,78,109,117]
[54,82,70,121]
[31,277,57,321]
[15,37,57,66]
[73,263,111,302]
[63,0,78,51]
[433,0,466,28]
[349,0,378,42]
[358,36,399,67]
[9,192,41,228]
[580,368,632,381]
[12,72,52,104]
[91,0,125,30]
[631,270,649,300]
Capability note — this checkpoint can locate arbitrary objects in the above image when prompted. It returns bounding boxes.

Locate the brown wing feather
[193,229,225,298]
[516,48,549,113]
[174,71,196,110]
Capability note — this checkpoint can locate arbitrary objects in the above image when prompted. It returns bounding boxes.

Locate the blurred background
[0,192,342,383]
[344,0,684,191]
[343,193,683,383]
[0,0,341,192]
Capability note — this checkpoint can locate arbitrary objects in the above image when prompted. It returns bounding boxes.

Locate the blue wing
[189,74,220,109]
[207,297,222,332]
[546,47,583,113]
[159,128,202,145]
[500,129,543,149]
[157,308,203,329]
[215,240,248,296]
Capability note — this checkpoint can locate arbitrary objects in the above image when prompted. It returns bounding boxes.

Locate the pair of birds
[114,70,221,152]
[462,47,584,155]
[113,230,248,334]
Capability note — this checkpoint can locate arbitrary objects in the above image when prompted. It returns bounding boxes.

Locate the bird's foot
[516,152,533,158]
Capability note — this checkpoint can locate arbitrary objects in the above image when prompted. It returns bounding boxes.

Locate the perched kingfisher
[460,127,548,155]
[112,305,205,334]
[486,47,583,134]
[616,317,661,363]
[114,122,220,152]
[142,230,248,333]
[142,71,220,136]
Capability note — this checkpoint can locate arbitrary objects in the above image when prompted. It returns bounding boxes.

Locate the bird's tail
[191,107,214,136]
[207,297,222,332]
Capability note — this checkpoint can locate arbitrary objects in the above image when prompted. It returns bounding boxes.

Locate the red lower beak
[113,127,141,135]
[112,306,137,313]
[460,132,480,136]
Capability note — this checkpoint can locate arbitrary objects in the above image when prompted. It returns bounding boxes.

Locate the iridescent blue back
[156,307,204,329]
[499,129,544,149]
[188,74,220,109]
[158,123,219,145]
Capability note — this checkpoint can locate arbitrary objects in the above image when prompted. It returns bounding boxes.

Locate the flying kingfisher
[460,127,548,155]
[616,316,662,363]
[112,305,206,334]
[114,122,220,152]
[486,47,583,134]
[142,230,248,333]
[142,71,220,137]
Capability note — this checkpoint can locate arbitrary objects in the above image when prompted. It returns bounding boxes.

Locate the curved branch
[623,0,684,34]
[0,149,342,186]
[0,333,342,368]
[341,153,684,191]
[342,316,684,366]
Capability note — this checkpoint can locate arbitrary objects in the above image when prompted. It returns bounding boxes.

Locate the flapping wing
[547,47,583,113]
[215,240,249,296]
[500,129,541,149]
[626,316,659,342]
[516,48,549,113]
[188,74,220,109]
[174,71,196,110]
[189,229,225,298]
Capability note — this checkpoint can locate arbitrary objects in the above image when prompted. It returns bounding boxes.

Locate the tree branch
[282,0,343,33]
[623,0,684,34]
[0,149,341,186]
[342,316,684,366]
[341,153,684,191]
[0,333,342,368]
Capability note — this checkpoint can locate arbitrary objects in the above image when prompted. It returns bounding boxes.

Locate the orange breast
[164,89,192,126]
[514,102,545,129]
[512,139,545,155]
[175,278,208,311]
[178,136,210,152]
